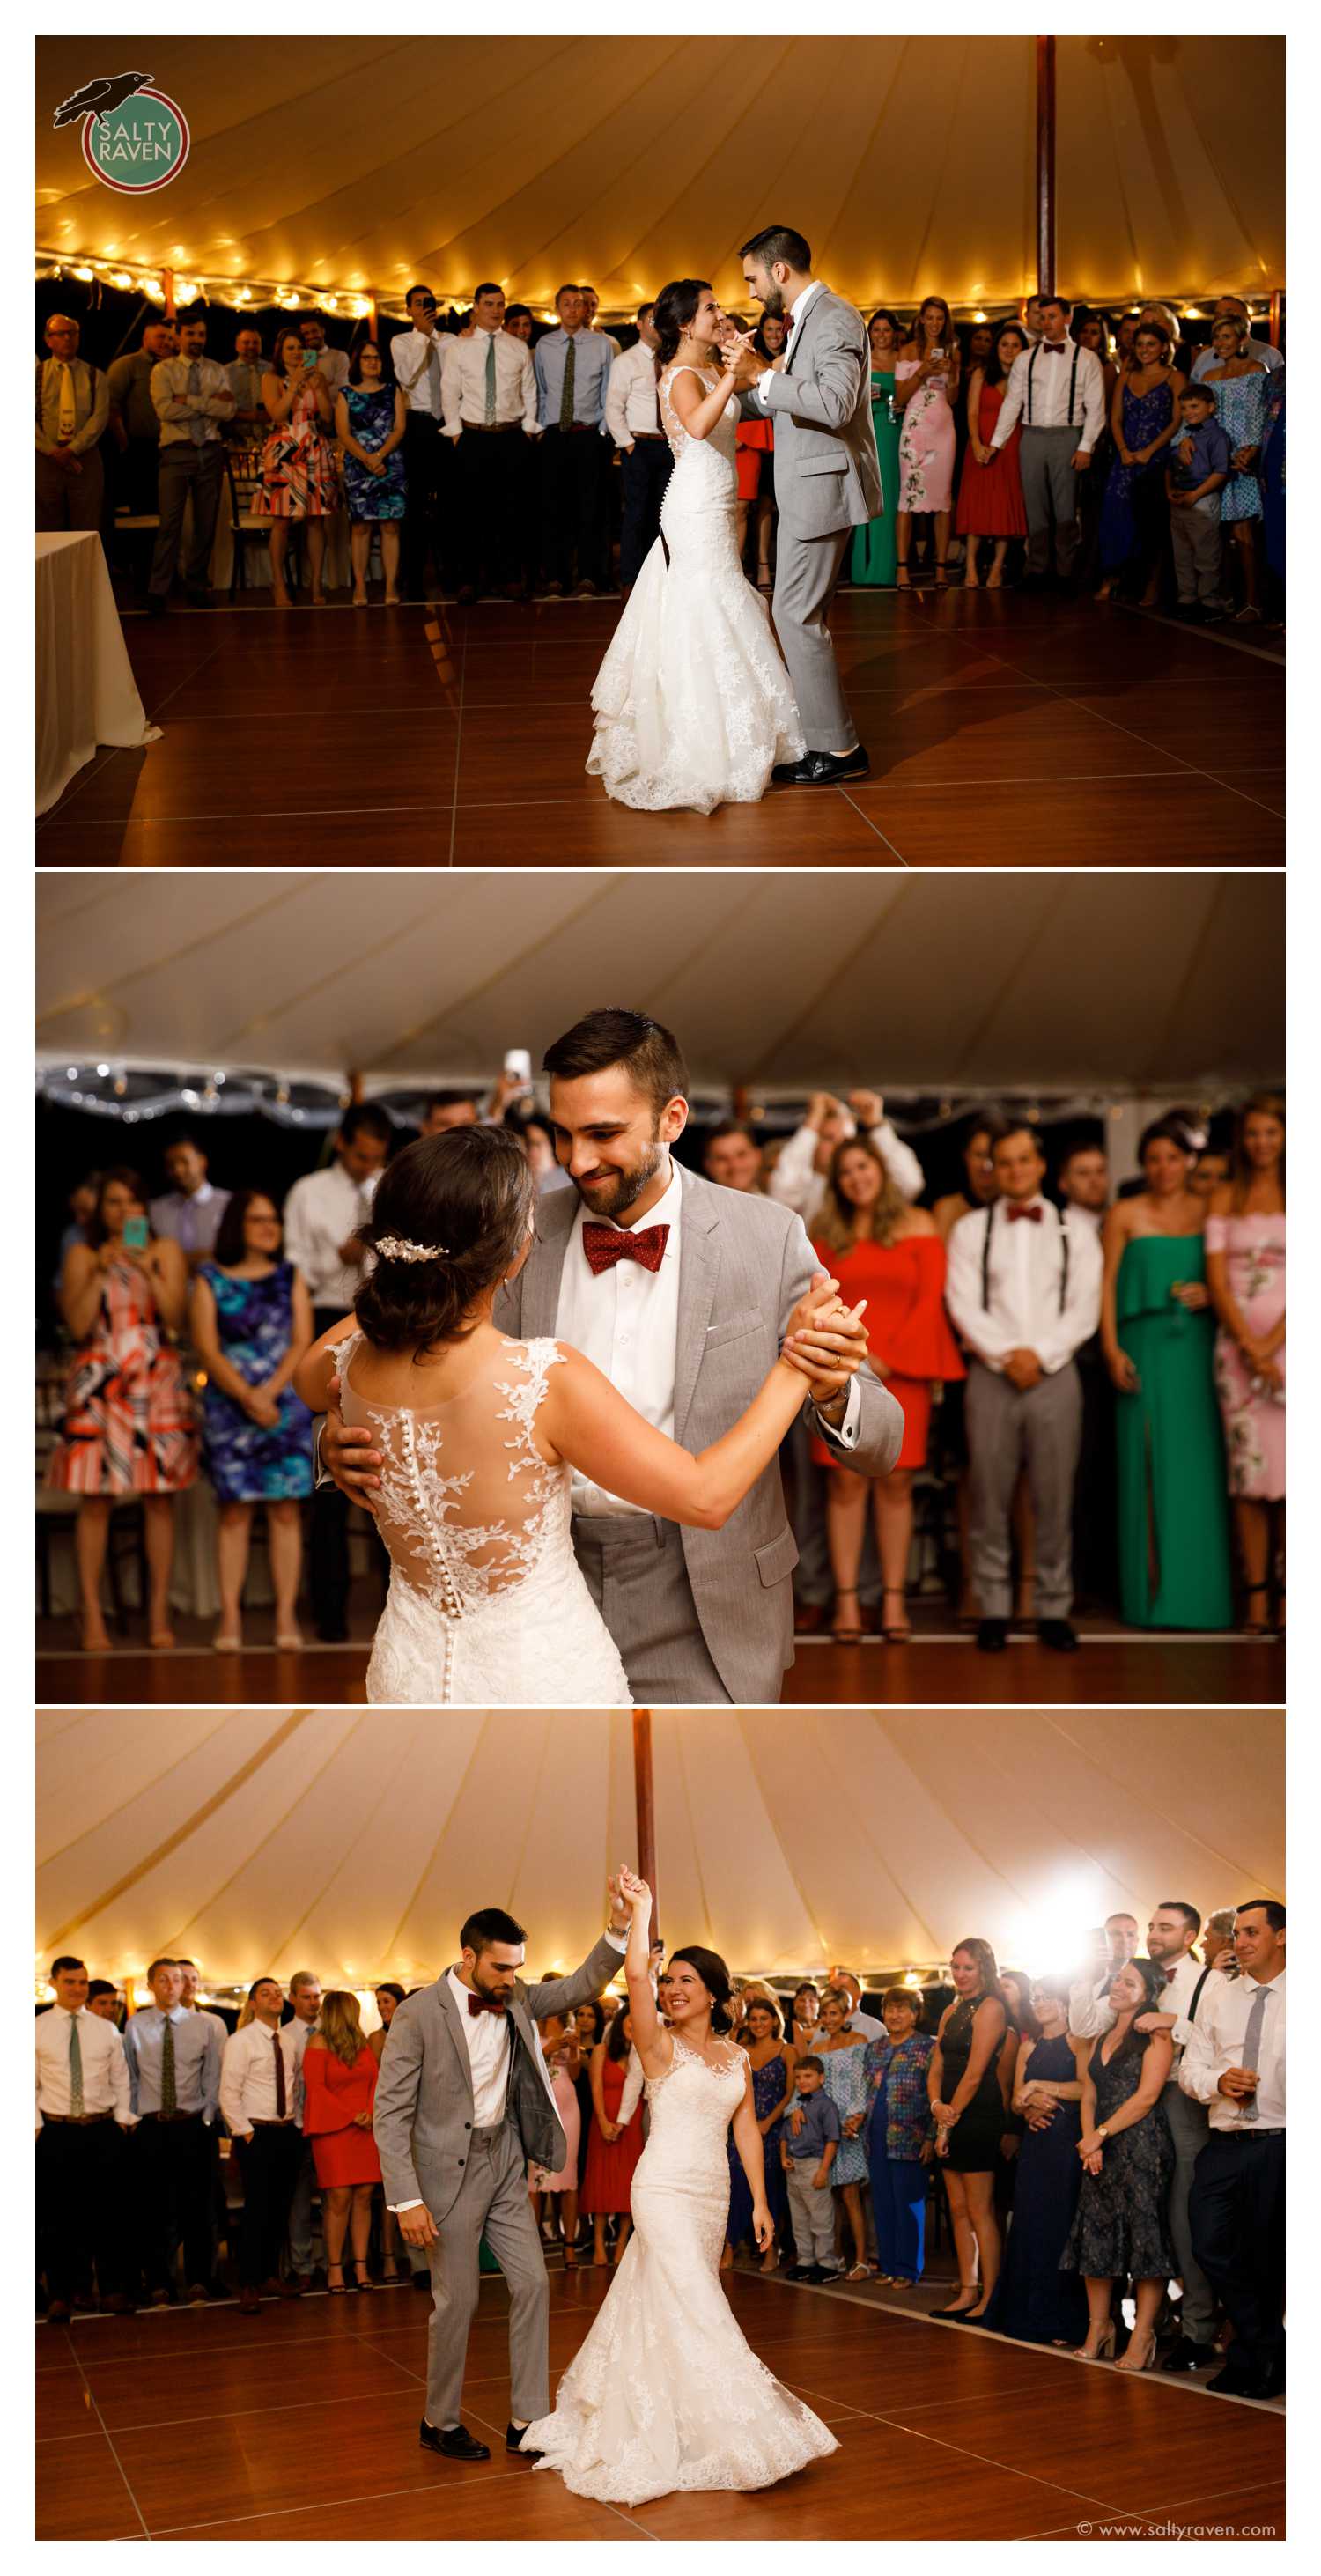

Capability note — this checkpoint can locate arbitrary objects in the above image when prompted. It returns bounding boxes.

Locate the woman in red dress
[734,312,786,589]
[301,1992,382,2292]
[956,322,1029,587]
[813,1136,964,1643]
[579,2010,645,2266]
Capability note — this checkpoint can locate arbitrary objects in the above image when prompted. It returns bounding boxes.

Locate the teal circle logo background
[81,86,189,193]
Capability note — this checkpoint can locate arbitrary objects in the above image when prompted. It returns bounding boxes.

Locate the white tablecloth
[36,530,161,816]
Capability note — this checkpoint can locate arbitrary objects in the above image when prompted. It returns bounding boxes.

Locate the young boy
[1166,384,1232,619]
[781,2056,841,2282]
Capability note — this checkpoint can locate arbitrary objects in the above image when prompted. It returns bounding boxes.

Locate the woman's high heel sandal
[1074,2322,1118,2361]
[831,1586,863,1645]
[882,1587,911,1644]
[1241,1582,1273,1636]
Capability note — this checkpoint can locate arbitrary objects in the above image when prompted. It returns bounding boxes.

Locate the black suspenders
[1025,341,1081,427]
[981,1202,1070,1313]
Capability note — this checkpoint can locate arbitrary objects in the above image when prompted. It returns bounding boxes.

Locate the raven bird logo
[53,71,155,130]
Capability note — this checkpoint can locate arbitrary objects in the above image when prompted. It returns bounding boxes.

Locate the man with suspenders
[987,294,1106,586]
[945,1120,1103,1654]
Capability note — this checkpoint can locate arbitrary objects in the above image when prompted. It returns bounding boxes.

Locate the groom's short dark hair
[741,225,811,275]
[543,1009,689,1116]
[461,1907,528,1956]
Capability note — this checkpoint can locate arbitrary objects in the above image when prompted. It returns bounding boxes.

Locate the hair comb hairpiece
[375,1234,448,1263]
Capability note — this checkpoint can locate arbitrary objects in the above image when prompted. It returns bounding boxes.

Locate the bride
[587,277,804,814]
[520,1866,838,2502]
[294,1126,861,1706]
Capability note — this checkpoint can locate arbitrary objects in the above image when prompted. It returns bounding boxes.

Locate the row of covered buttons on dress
[400,1410,468,1622]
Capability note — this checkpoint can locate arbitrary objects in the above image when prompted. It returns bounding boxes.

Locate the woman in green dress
[850,310,902,587]
[1101,1113,1232,1628]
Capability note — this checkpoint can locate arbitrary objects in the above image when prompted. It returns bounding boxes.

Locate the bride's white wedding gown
[337,1331,631,1707]
[587,364,805,814]
[521,2036,838,2504]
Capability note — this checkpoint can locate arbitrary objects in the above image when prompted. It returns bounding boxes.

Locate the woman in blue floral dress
[1202,315,1270,621]
[335,341,407,607]
[805,1991,873,2276]
[189,1191,314,1650]
[1097,322,1184,600]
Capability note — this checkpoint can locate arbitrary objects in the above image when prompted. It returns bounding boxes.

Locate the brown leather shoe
[239,2285,261,2315]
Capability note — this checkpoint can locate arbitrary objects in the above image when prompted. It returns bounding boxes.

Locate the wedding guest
[803,1990,872,2277]
[781,2056,842,2280]
[945,1121,1103,1653]
[1096,322,1184,603]
[702,1123,764,1192]
[369,1982,408,2276]
[36,1956,136,2321]
[190,1192,314,1651]
[49,1170,197,1652]
[1206,1096,1285,1635]
[1164,380,1231,619]
[528,2012,582,2264]
[1189,296,1283,382]
[35,313,109,532]
[53,1174,101,1291]
[573,2000,605,2194]
[87,1982,122,2023]
[734,312,786,589]
[580,288,622,358]
[934,1118,1000,1620]
[518,1111,572,1194]
[1200,314,1270,620]
[283,1104,392,1643]
[149,1134,231,1271]
[441,283,541,602]
[1259,365,1285,606]
[255,328,338,606]
[534,284,612,596]
[987,296,1106,588]
[1059,1957,1176,2371]
[283,1970,324,2291]
[1056,1138,1117,1612]
[335,342,406,606]
[1201,1911,1239,1974]
[1113,314,1139,369]
[302,1991,381,2293]
[956,321,1028,587]
[894,296,961,587]
[226,328,267,429]
[504,305,535,345]
[769,1089,924,1229]
[933,1118,998,1243]
[606,302,672,598]
[812,1135,963,1642]
[122,1957,221,2305]
[299,314,349,395]
[862,1989,935,2286]
[393,285,449,602]
[107,317,177,513]
[1022,293,1044,344]
[725,1997,792,2269]
[984,1976,1089,2347]
[826,1972,883,2041]
[927,1940,1007,2318]
[1070,312,1118,582]
[1102,1114,1232,1630]
[219,1979,306,2314]
[1183,1899,1286,2399]
[146,311,236,610]
[789,1983,822,2058]
[581,2009,644,2265]
[850,312,903,587]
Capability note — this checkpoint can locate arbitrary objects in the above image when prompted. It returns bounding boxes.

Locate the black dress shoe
[771,745,870,787]
[786,2263,815,2282]
[419,2420,491,2461]
[410,2267,432,2291]
[1206,2366,1277,2401]
[507,2423,543,2457]
[1038,1620,1079,1652]
[1161,2336,1217,2373]
[976,1619,1009,1653]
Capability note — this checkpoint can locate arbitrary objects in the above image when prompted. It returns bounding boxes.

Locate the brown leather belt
[138,2109,203,2124]
[544,423,595,436]
[630,431,666,443]
[461,421,522,434]
[41,2111,114,2126]
[248,2117,299,2129]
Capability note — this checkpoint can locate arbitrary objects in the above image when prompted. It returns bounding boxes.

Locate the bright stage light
[1017,1870,1115,1976]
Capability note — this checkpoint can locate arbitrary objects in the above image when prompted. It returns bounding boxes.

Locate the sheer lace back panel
[660,364,738,469]
[338,1331,571,1616]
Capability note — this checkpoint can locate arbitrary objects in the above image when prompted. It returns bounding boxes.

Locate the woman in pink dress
[955,322,1029,586]
[894,296,961,588]
[1206,1095,1286,1634]
[255,327,340,606]
[528,2011,583,2265]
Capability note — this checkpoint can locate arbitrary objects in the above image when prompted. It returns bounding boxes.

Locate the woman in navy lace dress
[1097,322,1184,601]
[1059,1958,1176,2371]
[984,1977,1090,2347]
[190,1191,314,1650]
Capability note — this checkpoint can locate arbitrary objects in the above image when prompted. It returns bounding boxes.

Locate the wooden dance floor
[35,591,1285,868]
[36,2266,1284,2541]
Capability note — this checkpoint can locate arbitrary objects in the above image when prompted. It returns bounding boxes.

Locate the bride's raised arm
[618,1870,671,2080]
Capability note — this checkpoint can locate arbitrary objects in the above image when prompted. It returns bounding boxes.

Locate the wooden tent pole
[631,1708,659,1947]
[1036,36,1057,298]
[162,265,175,321]
[1269,289,1281,348]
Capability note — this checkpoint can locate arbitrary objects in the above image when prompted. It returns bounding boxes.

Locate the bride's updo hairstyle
[355,1126,534,1357]
[653,279,712,377]
[668,1945,734,2033]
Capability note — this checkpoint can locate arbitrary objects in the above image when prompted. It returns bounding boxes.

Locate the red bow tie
[1163,1968,1177,1984]
[1007,1204,1044,1223]
[468,1993,507,2018]
[1041,343,1066,353]
[582,1222,669,1276]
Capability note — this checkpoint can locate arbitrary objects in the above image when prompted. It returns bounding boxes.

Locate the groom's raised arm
[373,1999,428,2213]
[779,1214,904,1480]
[526,1929,627,2026]
[760,302,865,434]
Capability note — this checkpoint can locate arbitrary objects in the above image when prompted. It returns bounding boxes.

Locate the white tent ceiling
[36,1707,1283,1988]
[36,869,1283,1098]
[36,34,1284,315]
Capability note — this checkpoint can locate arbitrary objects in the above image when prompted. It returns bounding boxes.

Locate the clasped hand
[779,1273,869,1403]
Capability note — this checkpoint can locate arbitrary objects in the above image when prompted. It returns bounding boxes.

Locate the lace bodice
[659,363,738,469]
[643,2033,748,2166]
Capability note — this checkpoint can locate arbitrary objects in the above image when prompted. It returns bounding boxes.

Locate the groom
[728,225,880,787]
[373,1893,630,2462]
[322,1007,904,1702]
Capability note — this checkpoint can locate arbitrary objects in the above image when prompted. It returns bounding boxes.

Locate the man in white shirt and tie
[35,312,110,532]
[393,284,450,601]
[36,1955,136,2320]
[441,284,541,604]
[283,1971,323,2288]
[122,1956,223,2305]
[284,1103,392,1640]
[946,1119,1103,1652]
[605,302,673,597]
[147,309,236,610]
[986,294,1105,588]
[219,1978,306,2314]
[1181,1898,1286,2398]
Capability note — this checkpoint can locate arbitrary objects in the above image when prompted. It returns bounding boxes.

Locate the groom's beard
[759,283,786,321]
[572,1138,669,1226]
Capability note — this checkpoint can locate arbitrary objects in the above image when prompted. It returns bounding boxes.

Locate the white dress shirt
[990,338,1106,456]
[219,2019,305,2134]
[1179,1969,1285,2130]
[754,279,826,411]
[945,1196,1103,1374]
[148,1178,231,1258]
[605,342,662,446]
[36,2005,134,2127]
[283,1161,380,1310]
[448,1967,515,2127]
[306,346,350,395]
[392,327,446,418]
[151,355,237,448]
[768,1118,925,1228]
[123,2002,223,2119]
[1069,1954,1224,2068]
[441,327,539,436]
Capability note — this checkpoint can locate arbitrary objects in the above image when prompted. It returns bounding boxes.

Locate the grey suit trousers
[965,1358,1081,1620]
[573,1512,731,1704]
[426,2120,550,2430]
[1162,2079,1216,2345]
[1018,427,1083,579]
[773,524,855,753]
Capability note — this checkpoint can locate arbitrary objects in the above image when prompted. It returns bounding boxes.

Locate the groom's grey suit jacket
[493,1165,904,1703]
[749,286,882,537]
[373,1935,624,2223]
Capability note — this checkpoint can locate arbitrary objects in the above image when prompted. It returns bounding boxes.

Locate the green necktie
[187,359,206,447]
[484,332,497,425]
[559,335,576,429]
[69,2017,84,2118]
[161,2014,177,2115]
